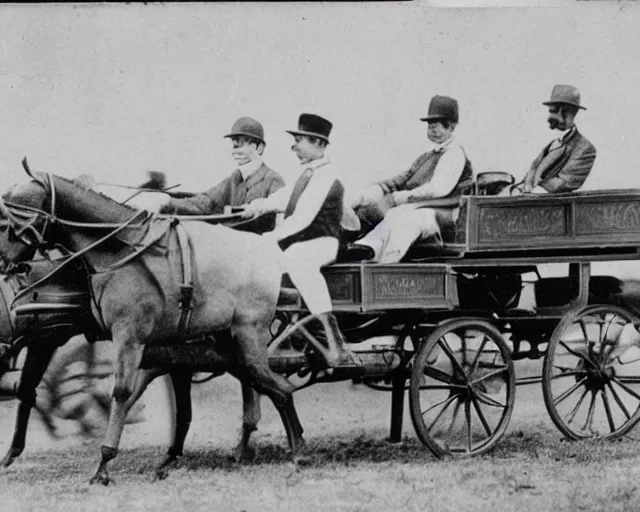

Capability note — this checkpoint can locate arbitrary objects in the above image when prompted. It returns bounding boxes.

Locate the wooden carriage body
[323,190,640,314]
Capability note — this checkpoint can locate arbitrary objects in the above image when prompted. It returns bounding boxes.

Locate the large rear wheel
[543,304,640,440]
[409,318,515,457]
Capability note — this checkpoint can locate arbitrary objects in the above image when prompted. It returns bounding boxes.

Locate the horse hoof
[230,445,255,463]
[153,469,168,482]
[89,473,111,486]
[293,454,312,468]
[0,456,14,468]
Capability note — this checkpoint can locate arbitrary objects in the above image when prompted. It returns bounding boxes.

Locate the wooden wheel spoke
[582,390,597,433]
[423,394,458,425]
[611,377,640,401]
[419,384,466,391]
[469,391,493,437]
[469,337,489,375]
[606,381,631,420]
[566,387,590,425]
[422,365,458,385]
[298,325,317,346]
[559,341,596,368]
[553,377,587,407]
[550,369,582,380]
[464,398,472,453]
[469,365,508,386]
[601,315,623,345]
[615,376,640,385]
[474,390,506,408]
[460,334,468,367]
[578,318,591,343]
[553,364,581,373]
[441,397,463,440]
[597,315,608,343]
[601,390,617,433]
[437,339,467,380]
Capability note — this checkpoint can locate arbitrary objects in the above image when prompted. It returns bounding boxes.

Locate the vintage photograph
[1,2,640,511]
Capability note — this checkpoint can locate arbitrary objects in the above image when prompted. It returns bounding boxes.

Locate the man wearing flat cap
[141,117,284,214]
[242,113,362,369]
[510,84,596,195]
[349,95,473,263]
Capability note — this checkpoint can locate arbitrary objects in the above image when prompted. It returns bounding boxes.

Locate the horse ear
[22,158,35,179]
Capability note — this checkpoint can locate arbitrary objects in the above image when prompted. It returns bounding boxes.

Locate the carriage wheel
[409,318,515,458]
[543,304,640,440]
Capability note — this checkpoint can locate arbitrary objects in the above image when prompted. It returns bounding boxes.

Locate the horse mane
[52,174,139,214]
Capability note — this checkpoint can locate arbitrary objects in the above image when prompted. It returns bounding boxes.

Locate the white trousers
[357,204,440,263]
[281,237,339,314]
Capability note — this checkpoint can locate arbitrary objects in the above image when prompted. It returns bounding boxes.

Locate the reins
[0,167,156,299]
[11,209,152,302]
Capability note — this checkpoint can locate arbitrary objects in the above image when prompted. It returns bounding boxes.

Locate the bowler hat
[542,84,586,110]
[420,95,459,124]
[286,113,332,143]
[224,117,266,144]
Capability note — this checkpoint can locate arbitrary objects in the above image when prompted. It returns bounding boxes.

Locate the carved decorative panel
[575,201,640,235]
[372,272,444,300]
[478,205,566,243]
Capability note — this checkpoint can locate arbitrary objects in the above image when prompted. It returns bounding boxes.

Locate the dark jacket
[523,128,596,193]
[160,163,284,215]
[377,146,473,198]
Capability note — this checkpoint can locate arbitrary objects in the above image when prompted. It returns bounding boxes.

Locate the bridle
[0,172,56,249]
[0,168,150,264]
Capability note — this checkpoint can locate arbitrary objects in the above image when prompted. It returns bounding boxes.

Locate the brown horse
[0,165,304,484]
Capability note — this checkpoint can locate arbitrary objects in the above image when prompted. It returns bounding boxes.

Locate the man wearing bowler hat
[510,84,596,194]
[242,113,362,369]
[139,117,284,214]
[348,95,473,263]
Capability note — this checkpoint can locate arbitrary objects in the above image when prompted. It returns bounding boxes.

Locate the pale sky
[1,2,639,199]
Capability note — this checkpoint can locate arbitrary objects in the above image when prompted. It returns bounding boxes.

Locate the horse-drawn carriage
[2,167,640,481]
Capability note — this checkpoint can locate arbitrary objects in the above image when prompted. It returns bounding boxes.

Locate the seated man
[508,84,596,195]
[134,117,285,214]
[349,95,473,263]
[242,113,361,369]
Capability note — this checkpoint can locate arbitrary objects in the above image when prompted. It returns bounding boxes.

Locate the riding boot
[317,312,363,369]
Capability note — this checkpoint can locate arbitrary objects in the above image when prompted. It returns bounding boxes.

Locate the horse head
[0,177,52,267]
[0,160,151,271]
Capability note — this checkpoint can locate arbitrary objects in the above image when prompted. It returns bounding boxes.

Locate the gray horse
[0,167,304,485]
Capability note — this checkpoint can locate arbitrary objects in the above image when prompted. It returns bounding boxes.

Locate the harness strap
[12,210,150,302]
[173,220,195,337]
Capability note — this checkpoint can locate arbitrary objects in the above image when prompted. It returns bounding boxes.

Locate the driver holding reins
[242,113,362,369]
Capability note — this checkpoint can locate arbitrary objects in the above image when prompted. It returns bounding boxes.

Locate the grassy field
[2,360,640,512]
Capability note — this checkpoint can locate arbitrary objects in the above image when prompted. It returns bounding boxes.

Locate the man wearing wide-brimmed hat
[242,113,362,369]
[152,116,284,214]
[511,84,596,194]
[348,95,473,263]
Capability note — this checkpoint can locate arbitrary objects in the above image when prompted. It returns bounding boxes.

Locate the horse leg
[233,324,305,462]
[90,341,156,486]
[232,383,261,462]
[1,342,58,468]
[154,370,192,480]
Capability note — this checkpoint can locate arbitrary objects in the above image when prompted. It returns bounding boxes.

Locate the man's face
[427,120,454,144]
[547,105,576,131]
[291,135,324,164]
[230,136,262,165]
